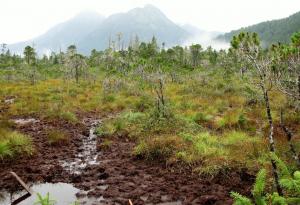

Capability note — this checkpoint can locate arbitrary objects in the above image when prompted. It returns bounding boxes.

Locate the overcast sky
[1,0,300,44]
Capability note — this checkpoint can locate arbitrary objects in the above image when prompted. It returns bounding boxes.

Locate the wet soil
[0,115,254,205]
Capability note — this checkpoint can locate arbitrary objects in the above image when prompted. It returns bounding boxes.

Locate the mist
[182,32,230,50]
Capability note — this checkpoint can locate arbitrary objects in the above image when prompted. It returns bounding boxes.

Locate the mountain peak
[143,4,160,10]
[9,5,190,55]
[72,10,104,21]
[127,4,165,18]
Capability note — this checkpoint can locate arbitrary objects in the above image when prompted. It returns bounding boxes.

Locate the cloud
[182,31,230,50]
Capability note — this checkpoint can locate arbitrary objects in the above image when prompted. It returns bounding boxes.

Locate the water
[0,183,78,205]
[60,120,101,174]
[0,119,108,204]
[13,118,40,125]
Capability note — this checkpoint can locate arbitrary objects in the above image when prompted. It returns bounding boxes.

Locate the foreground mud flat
[0,115,254,205]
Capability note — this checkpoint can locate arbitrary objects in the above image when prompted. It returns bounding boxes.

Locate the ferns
[252,169,267,205]
[269,192,288,205]
[271,153,300,194]
[271,153,290,178]
[231,192,253,205]
[231,154,300,205]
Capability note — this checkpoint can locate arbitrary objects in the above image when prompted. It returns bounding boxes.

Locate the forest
[0,31,300,205]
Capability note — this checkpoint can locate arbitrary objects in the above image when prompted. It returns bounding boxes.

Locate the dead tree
[231,32,282,195]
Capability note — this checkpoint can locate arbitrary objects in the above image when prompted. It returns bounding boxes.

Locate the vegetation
[231,154,300,205]
[0,127,34,160]
[46,129,70,145]
[1,27,300,202]
[34,193,56,205]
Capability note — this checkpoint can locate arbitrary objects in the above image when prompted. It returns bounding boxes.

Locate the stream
[0,119,105,205]
[60,119,101,174]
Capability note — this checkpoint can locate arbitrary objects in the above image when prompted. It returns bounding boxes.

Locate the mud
[0,115,254,205]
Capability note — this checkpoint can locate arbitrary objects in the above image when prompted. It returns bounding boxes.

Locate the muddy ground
[0,115,254,205]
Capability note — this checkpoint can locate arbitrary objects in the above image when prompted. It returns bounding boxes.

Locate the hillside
[9,11,105,55]
[78,5,189,54]
[218,11,300,46]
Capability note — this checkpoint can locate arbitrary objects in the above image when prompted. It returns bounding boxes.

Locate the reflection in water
[11,193,31,205]
[0,183,78,205]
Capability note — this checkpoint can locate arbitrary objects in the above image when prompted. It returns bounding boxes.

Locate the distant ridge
[217,11,300,47]
[9,5,191,55]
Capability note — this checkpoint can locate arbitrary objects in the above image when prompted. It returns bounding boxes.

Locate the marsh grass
[46,129,70,145]
[0,68,296,174]
[0,128,34,160]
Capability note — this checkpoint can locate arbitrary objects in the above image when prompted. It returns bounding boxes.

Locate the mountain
[9,5,190,55]
[9,11,105,55]
[78,5,190,54]
[181,24,205,35]
[217,11,300,47]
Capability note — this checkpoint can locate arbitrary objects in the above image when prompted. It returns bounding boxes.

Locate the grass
[134,135,185,161]
[0,68,297,176]
[98,139,112,150]
[0,128,34,160]
[46,129,70,145]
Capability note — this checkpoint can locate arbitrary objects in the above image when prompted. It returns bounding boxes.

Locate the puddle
[60,120,101,174]
[4,98,15,104]
[0,183,78,205]
[0,183,105,205]
[13,118,40,125]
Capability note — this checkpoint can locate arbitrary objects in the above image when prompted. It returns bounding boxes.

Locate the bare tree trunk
[262,88,283,195]
[280,110,300,166]
[298,75,300,101]
[75,66,79,84]
[155,79,166,117]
